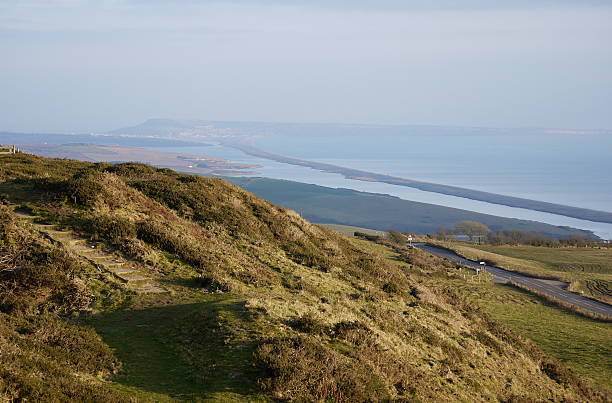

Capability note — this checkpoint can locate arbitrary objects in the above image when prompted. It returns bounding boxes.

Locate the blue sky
[1,0,611,132]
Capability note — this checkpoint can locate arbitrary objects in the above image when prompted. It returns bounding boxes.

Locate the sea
[149,130,612,239]
[4,127,612,238]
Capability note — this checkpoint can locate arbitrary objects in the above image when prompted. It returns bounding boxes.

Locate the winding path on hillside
[414,243,612,319]
[13,209,166,294]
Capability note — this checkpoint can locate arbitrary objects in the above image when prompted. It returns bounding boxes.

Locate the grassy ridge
[0,204,126,401]
[0,153,609,401]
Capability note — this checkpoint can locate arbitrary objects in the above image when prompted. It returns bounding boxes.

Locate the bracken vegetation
[0,153,609,402]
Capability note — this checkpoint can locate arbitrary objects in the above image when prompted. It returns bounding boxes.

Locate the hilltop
[0,153,608,401]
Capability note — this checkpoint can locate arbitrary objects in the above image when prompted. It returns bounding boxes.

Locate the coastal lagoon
[150,142,612,239]
[7,127,611,238]
[255,131,612,213]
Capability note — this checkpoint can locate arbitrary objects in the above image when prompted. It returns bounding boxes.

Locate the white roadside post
[407,235,413,247]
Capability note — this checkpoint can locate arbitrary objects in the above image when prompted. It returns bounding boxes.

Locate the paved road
[414,243,612,318]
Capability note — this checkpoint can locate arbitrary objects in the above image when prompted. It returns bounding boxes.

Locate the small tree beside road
[454,221,491,242]
[387,230,407,245]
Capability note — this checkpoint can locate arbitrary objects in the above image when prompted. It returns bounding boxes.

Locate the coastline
[225,140,612,225]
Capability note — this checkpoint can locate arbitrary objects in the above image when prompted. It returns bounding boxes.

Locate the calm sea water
[255,132,612,213]
[150,142,612,239]
[7,129,611,238]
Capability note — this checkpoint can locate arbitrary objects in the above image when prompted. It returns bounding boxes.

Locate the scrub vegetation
[0,153,609,401]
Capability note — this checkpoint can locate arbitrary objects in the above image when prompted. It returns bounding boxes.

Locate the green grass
[431,241,612,303]
[317,223,388,237]
[2,154,609,402]
[472,245,612,275]
[89,292,268,402]
[437,279,612,388]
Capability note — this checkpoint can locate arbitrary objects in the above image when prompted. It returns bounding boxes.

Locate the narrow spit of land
[415,243,612,318]
[226,141,612,225]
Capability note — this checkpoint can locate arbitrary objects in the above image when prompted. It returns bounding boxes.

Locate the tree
[436,227,451,241]
[453,221,490,242]
[387,229,407,245]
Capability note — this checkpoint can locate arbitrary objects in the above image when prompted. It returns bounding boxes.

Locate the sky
[1,0,611,133]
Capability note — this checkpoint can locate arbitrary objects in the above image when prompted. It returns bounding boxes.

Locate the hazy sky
[1,0,611,132]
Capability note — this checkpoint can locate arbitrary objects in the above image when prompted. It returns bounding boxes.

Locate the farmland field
[430,242,612,303]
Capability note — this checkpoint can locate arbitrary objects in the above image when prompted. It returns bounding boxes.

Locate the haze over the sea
[1,0,611,132]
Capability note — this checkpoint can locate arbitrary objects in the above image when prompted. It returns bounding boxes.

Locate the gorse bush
[255,336,390,402]
[387,229,406,245]
[0,204,122,401]
[136,220,207,268]
[0,313,122,401]
[84,214,136,243]
[64,169,105,206]
[289,313,331,336]
[0,206,90,315]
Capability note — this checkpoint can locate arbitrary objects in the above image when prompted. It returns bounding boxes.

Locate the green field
[90,292,268,401]
[431,241,612,303]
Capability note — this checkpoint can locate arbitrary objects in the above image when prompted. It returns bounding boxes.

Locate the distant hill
[228,177,598,239]
[0,152,606,401]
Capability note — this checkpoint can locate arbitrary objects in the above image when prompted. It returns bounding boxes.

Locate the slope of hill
[0,153,608,401]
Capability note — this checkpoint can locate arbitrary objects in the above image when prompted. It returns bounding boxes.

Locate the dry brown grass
[0,155,609,402]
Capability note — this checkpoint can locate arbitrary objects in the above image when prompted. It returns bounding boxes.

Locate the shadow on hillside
[89,296,264,400]
[0,180,40,203]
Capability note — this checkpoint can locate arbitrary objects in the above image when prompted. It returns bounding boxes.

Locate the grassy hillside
[430,241,612,304]
[227,177,596,239]
[0,153,609,401]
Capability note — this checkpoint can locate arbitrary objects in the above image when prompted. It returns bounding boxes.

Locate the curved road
[414,243,612,319]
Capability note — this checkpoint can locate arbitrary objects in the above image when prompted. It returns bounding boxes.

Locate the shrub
[382,281,400,294]
[0,208,90,315]
[540,357,578,386]
[387,230,406,245]
[117,238,156,265]
[0,314,122,401]
[255,337,390,402]
[331,321,373,345]
[84,214,136,244]
[64,169,104,206]
[289,313,331,336]
[193,275,230,292]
